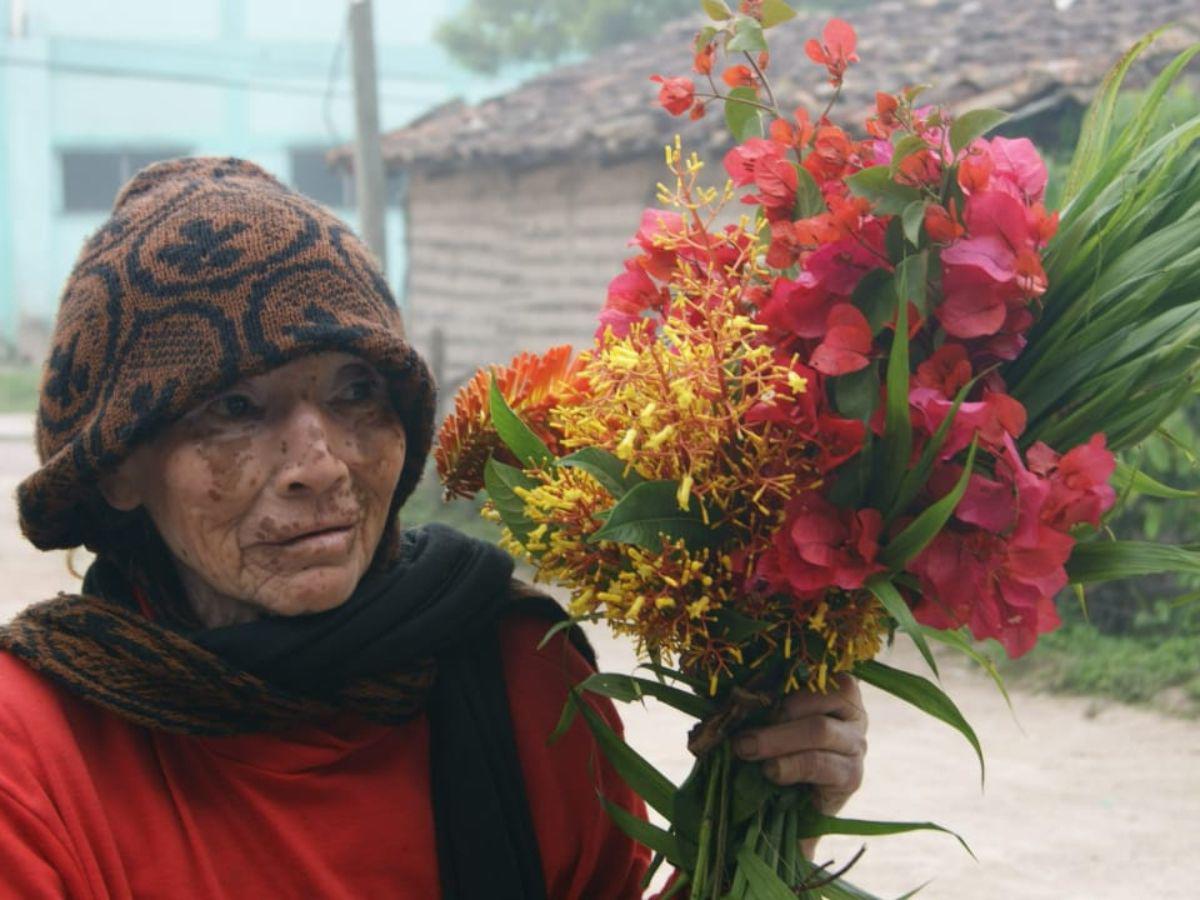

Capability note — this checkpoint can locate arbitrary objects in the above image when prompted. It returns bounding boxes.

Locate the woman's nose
[273,404,350,496]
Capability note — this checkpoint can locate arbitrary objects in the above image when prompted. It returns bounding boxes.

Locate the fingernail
[734,735,759,758]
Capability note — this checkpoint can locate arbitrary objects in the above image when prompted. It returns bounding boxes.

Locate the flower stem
[690,754,723,899]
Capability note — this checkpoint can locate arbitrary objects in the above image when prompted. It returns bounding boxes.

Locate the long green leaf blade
[882,438,978,570]
[855,659,984,785]
[489,378,553,467]
[866,576,938,679]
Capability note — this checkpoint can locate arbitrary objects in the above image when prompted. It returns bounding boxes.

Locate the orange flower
[804,18,859,87]
[435,345,581,499]
[722,65,756,88]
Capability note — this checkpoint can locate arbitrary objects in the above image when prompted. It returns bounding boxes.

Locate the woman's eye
[337,379,379,404]
[210,394,259,421]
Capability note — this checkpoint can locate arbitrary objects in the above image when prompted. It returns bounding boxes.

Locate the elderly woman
[0,158,867,898]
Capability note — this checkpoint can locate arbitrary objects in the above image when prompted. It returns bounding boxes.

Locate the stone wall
[404,155,660,404]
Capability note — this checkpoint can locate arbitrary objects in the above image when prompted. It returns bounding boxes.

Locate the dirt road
[0,425,1195,898]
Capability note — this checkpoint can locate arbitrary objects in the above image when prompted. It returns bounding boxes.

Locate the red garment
[0,614,650,899]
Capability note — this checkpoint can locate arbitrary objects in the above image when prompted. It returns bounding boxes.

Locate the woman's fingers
[776,673,866,723]
[734,712,866,761]
[731,674,869,812]
[761,748,865,792]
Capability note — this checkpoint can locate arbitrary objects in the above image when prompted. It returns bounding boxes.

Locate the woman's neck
[177,566,262,628]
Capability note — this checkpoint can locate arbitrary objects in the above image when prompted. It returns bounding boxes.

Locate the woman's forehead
[237,352,377,390]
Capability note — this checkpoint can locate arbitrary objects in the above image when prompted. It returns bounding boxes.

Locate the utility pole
[348,0,389,279]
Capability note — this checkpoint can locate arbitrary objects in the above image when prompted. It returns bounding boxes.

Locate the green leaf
[701,0,732,21]
[901,199,927,247]
[577,672,715,719]
[948,108,1010,156]
[725,85,764,142]
[638,662,708,692]
[920,626,1016,716]
[729,763,775,824]
[734,846,798,900]
[489,378,553,467]
[483,458,537,545]
[852,268,896,335]
[589,480,723,551]
[866,576,938,679]
[558,447,645,498]
[796,812,974,858]
[727,15,768,52]
[1066,540,1200,584]
[794,164,825,219]
[888,134,928,175]
[600,794,691,867]
[846,166,923,216]
[876,256,925,509]
[856,659,984,785]
[572,690,678,819]
[833,363,880,422]
[696,24,718,48]
[882,437,978,570]
[886,374,977,523]
[761,0,796,29]
[1111,460,1200,499]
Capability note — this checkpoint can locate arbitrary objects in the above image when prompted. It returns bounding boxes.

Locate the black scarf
[0,523,569,900]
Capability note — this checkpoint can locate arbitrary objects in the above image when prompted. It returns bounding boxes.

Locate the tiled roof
[351,0,1198,174]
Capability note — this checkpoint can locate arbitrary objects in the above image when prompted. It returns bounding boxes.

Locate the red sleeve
[0,657,99,899]
[500,614,652,900]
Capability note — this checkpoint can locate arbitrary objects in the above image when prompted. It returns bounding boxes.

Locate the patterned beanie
[18,157,435,552]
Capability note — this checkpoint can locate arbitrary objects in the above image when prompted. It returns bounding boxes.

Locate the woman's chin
[255,566,361,617]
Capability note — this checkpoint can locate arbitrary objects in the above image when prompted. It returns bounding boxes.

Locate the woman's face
[103,352,407,618]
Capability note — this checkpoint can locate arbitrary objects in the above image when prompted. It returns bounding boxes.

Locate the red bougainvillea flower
[724,137,787,187]
[804,18,859,87]
[650,74,696,116]
[810,303,873,375]
[630,208,687,280]
[769,107,815,150]
[597,259,669,338]
[722,64,756,88]
[755,492,885,597]
[436,346,581,499]
[908,523,1069,657]
[908,386,1027,458]
[910,437,1073,656]
[1025,434,1117,531]
[924,201,964,243]
[915,343,973,396]
[693,41,716,75]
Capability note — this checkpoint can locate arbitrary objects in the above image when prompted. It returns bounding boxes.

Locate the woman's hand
[732,673,868,817]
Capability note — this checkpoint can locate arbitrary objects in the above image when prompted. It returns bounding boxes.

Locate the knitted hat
[18,157,435,551]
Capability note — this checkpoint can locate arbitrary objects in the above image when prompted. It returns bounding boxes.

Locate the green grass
[0,368,40,413]
[998,601,1200,717]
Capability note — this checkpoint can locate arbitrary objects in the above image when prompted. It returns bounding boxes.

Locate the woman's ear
[98,457,144,512]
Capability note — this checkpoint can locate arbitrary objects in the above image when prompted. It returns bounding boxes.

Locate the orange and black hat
[18,157,435,551]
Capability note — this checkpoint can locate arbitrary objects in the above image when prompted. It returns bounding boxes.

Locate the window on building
[60,149,190,213]
[289,147,406,210]
[289,147,355,208]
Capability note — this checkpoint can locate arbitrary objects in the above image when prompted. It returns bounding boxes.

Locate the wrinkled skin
[101,352,406,624]
[100,350,866,838]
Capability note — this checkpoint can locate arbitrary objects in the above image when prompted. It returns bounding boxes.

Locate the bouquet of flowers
[436,3,1200,896]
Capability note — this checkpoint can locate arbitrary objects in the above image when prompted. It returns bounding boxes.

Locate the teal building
[0,0,522,360]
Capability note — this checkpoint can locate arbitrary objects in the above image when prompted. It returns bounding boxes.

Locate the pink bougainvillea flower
[908,523,1069,657]
[810,303,873,375]
[596,260,668,338]
[758,274,835,340]
[723,137,787,187]
[909,386,1027,458]
[915,342,973,397]
[650,74,696,116]
[804,18,859,86]
[1025,434,1117,531]
[629,208,686,280]
[755,492,884,596]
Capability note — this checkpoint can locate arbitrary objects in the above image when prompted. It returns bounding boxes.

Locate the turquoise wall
[0,0,528,355]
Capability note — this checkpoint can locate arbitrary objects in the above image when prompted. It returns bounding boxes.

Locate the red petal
[823,18,857,57]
